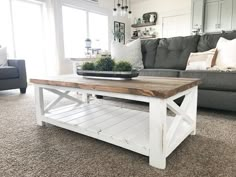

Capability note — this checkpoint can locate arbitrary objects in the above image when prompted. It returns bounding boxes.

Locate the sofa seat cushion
[179,70,236,91]
[198,31,236,52]
[0,66,19,79]
[154,35,200,70]
[141,39,159,68]
[140,69,180,77]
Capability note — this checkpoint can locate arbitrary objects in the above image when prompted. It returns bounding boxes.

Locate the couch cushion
[179,70,236,91]
[141,39,159,68]
[154,35,200,70]
[0,66,19,79]
[198,31,236,52]
[139,69,180,77]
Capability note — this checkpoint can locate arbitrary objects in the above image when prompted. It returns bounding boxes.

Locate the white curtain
[44,0,66,75]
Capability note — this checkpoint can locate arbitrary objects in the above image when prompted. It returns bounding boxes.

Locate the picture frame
[114,21,125,44]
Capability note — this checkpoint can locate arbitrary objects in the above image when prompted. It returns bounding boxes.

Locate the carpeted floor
[0,87,236,177]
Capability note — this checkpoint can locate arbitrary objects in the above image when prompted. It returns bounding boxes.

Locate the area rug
[0,87,235,177]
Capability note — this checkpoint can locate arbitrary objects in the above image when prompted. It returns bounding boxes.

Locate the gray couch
[0,60,27,93]
[140,31,236,112]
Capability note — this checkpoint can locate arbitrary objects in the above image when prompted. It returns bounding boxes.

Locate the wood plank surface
[30,75,201,98]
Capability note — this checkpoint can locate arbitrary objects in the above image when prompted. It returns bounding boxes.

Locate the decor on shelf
[113,21,125,44]
[78,57,139,79]
[85,38,91,55]
[131,12,158,40]
[113,0,132,18]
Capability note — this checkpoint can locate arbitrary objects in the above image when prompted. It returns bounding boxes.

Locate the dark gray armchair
[0,59,27,93]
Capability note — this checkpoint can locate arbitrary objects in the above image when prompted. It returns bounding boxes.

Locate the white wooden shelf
[43,103,192,157]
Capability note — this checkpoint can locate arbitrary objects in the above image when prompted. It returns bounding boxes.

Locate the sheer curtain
[0,0,67,77]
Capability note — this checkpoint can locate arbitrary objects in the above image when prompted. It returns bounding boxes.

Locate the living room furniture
[0,59,27,93]
[31,75,200,169]
[140,30,236,112]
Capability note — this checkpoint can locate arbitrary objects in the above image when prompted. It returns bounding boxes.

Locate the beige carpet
[0,87,236,177]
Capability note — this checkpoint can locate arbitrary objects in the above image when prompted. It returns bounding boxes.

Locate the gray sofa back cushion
[154,35,200,70]
[141,39,159,68]
[198,31,236,52]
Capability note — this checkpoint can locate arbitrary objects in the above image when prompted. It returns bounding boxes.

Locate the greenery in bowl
[113,61,132,72]
[82,62,95,70]
[95,57,115,71]
[81,57,133,72]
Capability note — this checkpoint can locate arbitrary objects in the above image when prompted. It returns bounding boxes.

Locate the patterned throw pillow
[186,49,217,70]
[111,39,144,70]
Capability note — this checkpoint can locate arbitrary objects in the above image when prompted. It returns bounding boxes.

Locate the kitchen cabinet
[191,0,205,33]
[204,0,233,32]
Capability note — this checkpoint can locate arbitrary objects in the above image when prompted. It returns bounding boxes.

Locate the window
[62,6,87,58]
[0,0,47,78]
[12,0,46,77]
[62,5,109,58]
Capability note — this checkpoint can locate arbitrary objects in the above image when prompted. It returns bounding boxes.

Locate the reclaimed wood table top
[30,75,201,99]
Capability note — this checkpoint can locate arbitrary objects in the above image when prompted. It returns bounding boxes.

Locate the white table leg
[190,87,198,135]
[82,93,90,103]
[149,98,167,169]
[35,86,45,126]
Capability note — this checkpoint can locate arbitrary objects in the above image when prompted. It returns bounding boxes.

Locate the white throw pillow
[186,49,217,70]
[216,37,236,68]
[0,47,8,67]
[111,39,144,69]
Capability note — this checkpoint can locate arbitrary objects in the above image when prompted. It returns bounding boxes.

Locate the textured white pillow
[0,47,8,67]
[111,39,144,69]
[216,37,236,67]
[186,49,217,70]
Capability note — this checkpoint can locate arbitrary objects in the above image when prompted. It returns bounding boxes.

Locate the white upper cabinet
[191,0,205,33]
[204,0,220,32]
[218,0,233,30]
[193,0,235,33]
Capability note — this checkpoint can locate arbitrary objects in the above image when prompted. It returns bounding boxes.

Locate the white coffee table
[31,75,200,169]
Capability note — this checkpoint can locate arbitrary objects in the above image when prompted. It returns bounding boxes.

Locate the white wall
[131,0,192,37]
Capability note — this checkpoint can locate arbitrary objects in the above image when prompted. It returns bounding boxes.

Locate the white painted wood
[67,106,121,125]
[100,112,147,137]
[189,87,198,135]
[35,84,152,103]
[44,91,70,113]
[167,100,194,125]
[32,84,199,170]
[87,109,140,134]
[149,98,167,169]
[34,86,45,126]
[45,88,81,104]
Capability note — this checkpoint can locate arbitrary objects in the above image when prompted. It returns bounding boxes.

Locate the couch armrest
[8,59,27,81]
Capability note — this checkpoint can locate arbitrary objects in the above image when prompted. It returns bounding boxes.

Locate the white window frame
[62,1,110,57]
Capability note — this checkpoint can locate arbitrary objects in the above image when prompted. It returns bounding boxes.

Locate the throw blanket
[207,66,236,72]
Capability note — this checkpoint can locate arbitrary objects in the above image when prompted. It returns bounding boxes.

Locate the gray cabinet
[191,0,205,33]
[204,0,233,32]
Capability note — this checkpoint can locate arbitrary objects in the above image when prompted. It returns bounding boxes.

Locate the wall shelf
[131,22,156,28]
[131,35,156,40]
